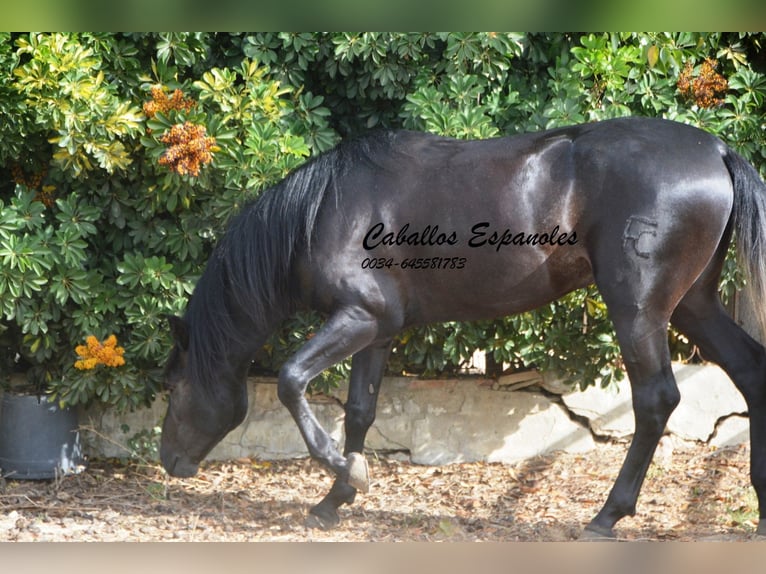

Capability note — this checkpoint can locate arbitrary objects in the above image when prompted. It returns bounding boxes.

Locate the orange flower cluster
[677,58,729,108]
[11,163,46,189]
[34,185,57,208]
[11,163,55,207]
[74,335,126,370]
[158,122,216,176]
[143,86,196,119]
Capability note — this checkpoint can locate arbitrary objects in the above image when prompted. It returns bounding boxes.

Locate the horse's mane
[182,132,396,394]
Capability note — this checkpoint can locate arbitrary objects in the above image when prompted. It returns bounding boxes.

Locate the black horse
[161,117,766,538]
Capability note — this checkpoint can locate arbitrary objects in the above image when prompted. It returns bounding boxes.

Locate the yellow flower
[75,357,99,370]
[74,335,126,370]
[85,335,97,351]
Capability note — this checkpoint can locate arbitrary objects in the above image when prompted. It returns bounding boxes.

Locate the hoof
[579,524,616,541]
[306,507,340,531]
[346,452,370,494]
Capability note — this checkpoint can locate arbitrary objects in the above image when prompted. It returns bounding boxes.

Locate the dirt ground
[0,440,761,542]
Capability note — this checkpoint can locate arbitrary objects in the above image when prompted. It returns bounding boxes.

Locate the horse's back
[343,117,729,196]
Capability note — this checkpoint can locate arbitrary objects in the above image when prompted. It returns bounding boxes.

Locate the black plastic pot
[0,392,84,479]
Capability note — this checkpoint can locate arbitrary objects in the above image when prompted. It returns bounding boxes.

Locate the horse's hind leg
[584,305,680,538]
[671,282,766,535]
[307,339,393,529]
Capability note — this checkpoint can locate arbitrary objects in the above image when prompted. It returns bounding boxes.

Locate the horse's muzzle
[161,452,200,478]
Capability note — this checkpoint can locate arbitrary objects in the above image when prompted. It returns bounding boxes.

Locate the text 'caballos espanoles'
[362,222,578,252]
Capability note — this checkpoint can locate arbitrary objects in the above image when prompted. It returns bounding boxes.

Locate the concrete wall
[79,362,749,465]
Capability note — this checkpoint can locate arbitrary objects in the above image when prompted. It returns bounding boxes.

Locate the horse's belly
[403,248,594,324]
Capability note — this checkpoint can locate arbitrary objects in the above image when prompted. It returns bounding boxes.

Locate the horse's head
[159,315,249,478]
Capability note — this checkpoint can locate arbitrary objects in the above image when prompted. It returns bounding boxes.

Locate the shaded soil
[0,441,760,541]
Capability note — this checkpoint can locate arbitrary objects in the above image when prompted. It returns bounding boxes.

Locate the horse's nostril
[161,453,199,478]
[161,452,178,475]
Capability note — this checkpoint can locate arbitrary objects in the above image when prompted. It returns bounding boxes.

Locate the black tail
[723,147,766,339]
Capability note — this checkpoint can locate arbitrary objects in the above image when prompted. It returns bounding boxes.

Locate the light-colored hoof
[346,452,370,494]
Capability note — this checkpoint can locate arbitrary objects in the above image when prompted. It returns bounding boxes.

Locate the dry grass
[0,441,760,541]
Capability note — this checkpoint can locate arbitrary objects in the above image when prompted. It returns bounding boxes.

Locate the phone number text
[360,257,467,270]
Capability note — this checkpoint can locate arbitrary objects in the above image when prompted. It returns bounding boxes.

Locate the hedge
[0,32,764,410]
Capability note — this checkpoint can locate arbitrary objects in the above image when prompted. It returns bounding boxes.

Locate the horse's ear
[166,315,190,351]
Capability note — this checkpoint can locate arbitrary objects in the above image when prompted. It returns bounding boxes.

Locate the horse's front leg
[307,339,394,529]
[277,307,381,515]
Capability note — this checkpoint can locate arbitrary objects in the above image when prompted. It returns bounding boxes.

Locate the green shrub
[1,32,764,407]
[0,33,337,409]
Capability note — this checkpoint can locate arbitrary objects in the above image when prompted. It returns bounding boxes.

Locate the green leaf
[647,45,659,69]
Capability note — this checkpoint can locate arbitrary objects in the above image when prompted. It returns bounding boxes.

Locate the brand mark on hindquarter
[622,215,658,259]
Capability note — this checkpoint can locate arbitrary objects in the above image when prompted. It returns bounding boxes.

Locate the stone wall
[79,363,750,464]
